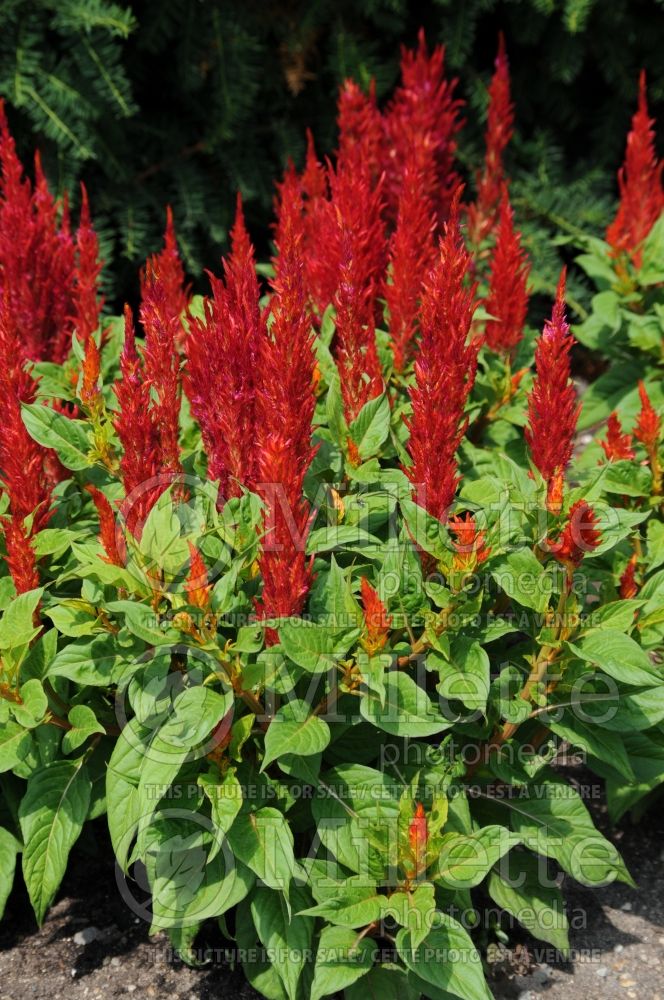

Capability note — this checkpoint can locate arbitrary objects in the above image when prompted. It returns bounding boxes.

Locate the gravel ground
[1,774,662,1000]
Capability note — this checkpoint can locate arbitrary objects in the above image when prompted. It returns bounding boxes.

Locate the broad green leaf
[491,550,552,612]
[0,826,20,918]
[571,629,661,687]
[262,701,330,771]
[279,619,355,673]
[251,885,314,1000]
[605,731,664,822]
[0,588,43,650]
[106,717,148,870]
[310,925,374,1000]
[12,679,48,728]
[360,671,452,737]
[397,916,493,1000]
[382,883,436,950]
[435,826,521,889]
[19,759,91,924]
[548,712,634,781]
[436,639,490,712]
[298,879,384,928]
[488,850,569,953]
[22,403,91,470]
[350,394,391,460]
[346,964,418,1000]
[227,808,299,896]
[47,633,128,686]
[0,720,34,773]
[198,768,243,850]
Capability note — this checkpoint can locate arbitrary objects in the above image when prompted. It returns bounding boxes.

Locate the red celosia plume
[142,207,190,336]
[549,500,601,570]
[384,29,464,226]
[385,154,437,373]
[359,577,392,655]
[620,554,639,599]
[254,171,318,629]
[449,512,491,572]
[337,78,384,181]
[483,190,530,354]
[184,193,261,501]
[73,184,103,347]
[85,484,125,567]
[600,411,635,462]
[634,380,661,452]
[606,72,663,267]
[525,269,580,512]
[405,195,478,522]
[185,542,212,610]
[467,35,514,245]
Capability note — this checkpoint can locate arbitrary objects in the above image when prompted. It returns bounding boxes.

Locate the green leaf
[360,671,452,737]
[278,619,355,673]
[0,720,34,773]
[488,851,570,953]
[62,705,105,754]
[605,731,664,822]
[382,883,436,950]
[22,403,91,470]
[262,701,330,771]
[47,634,128,686]
[572,629,661,687]
[0,826,20,918]
[397,916,492,1000]
[346,964,418,1000]
[495,771,633,887]
[349,394,391,460]
[435,826,521,889]
[12,679,48,728]
[198,768,243,849]
[436,639,490,712]
[0,589,43,650]
[251,885,314,1000]
[19,759,91,924]
[106,717,147,871]
[491,550,552,612]
[227,808,299,896]
[310,925,374,1000]
[298,879,384,928]
[306,525,383,555]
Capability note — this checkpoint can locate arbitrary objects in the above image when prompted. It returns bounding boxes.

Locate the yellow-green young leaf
[262,703,330,771]
[488,851,570,954]
[0,826,20,918]
[21,403,91,470]
[360,671,453,737]
[382,883,436,950]
[62,705,105,754]
[0,588,43,650]
[310,925,374,1000]
[19,759,91,924]
[397,917,493,1000]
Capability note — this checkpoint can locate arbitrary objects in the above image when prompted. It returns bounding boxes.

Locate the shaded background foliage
[1,0,663,308]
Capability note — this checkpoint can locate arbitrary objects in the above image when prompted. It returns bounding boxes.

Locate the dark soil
[1,772,662,1000]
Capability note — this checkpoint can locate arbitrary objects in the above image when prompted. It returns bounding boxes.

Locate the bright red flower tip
[73,184,103,348]
[634,380,661,452]
[601,411,635,462]
[549,500,602,568]
[359,577,392,654]
[185,542,212,610]
[619,554,639,600]
[606,71,663,267]
[525,269,580,512]
[467,34,514,244]
[408,802,428,858]
[79,335,101,411]
[449,512,491,572]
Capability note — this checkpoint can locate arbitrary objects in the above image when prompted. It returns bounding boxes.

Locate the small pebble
[596,966,609,978]
[621,901,633,911]
[126,988,137,995]
[74,926,100,945]
[615,944,625,953]
[110,957,121,968]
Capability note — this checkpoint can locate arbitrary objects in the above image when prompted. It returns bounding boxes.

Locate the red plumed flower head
[634,380,661,452]
[73,184,103,347]
[600,411,635,462]
[359,577,392,655]
[619,554,639,599]
[484,189,530,354]
[606,72,663,267]
[85,484,125,567]
[449,512,491,572]
[185,542,212,610]
[525,269,580,512]
[549,500,602,568]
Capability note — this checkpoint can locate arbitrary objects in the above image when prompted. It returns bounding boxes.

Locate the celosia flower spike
[85,485,125,567]
[525,269,580,513]
[483,190,530,354]
[113,305,163,536]
[143,206,190,335]
[549,500,601,592]
[467,34,514,245]
[620,554,639,599]
[449,513,491,573]
[385,154,437,373]
[359,577,392,655]
[384,29,464,225]
[73,184,103,347]
[184,193,261,501]
[408,802,428,876]
[337,78,383,182]
[600,412,635,462]
[405,194,479,522]
[185,542,212,610]
[255,170,318,630]
[606,72,663,267]
[634,380,662,493]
